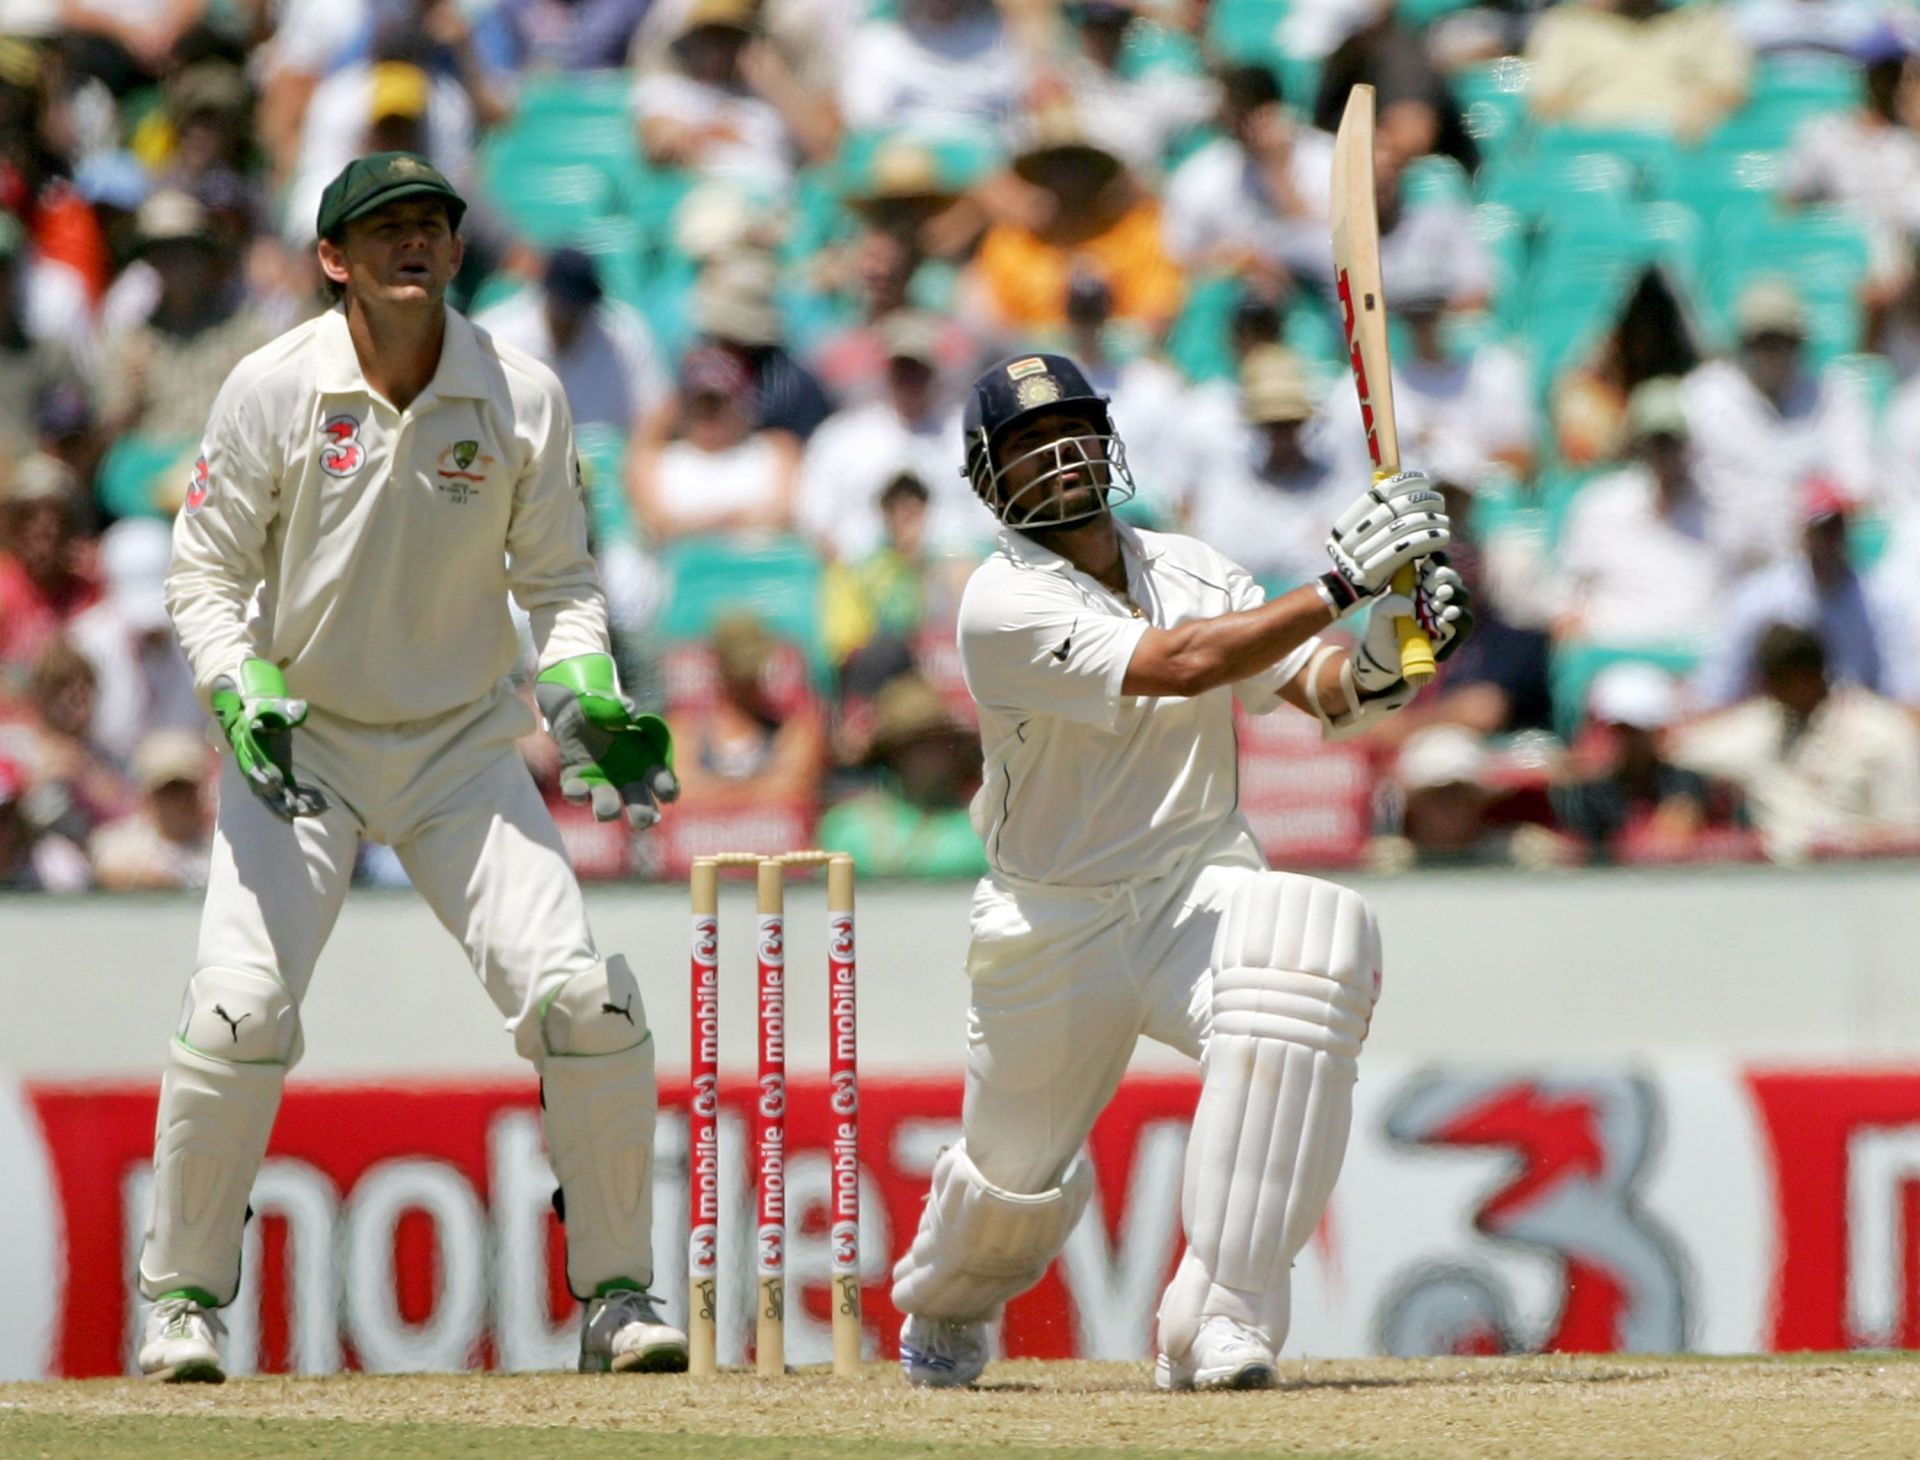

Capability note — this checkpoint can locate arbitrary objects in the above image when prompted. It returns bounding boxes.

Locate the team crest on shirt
[184,453,211,513]
[318,414,365,477]
[434,437,493,504]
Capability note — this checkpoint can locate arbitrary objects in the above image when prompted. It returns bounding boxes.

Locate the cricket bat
[1329,84,1437,686]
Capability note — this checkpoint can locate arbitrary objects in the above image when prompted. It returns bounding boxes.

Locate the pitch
[4,1355,1917,1459]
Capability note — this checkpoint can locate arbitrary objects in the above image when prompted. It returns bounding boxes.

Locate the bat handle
[1391,564,1437,687]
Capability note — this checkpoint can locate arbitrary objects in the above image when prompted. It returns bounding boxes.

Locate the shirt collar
[997,516,1160,577]
[314,306,493,404]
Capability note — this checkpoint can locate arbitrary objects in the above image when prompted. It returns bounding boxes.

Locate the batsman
[136,153,685,1381]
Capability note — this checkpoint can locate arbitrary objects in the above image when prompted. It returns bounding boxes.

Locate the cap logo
[389,155,429,177]
[1006,357,1048,381]
[1015,375,1062,409]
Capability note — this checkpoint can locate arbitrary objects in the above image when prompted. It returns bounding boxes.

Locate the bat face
[1329,82,1400,477]
[1335,267,1385,470]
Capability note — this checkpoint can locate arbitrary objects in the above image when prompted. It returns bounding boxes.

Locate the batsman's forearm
[1128,585,1334,697]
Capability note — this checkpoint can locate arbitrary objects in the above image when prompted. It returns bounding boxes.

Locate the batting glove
[1318,469,1451,617]
[1353,555,1476,693]
[534,653,679,830]
[210,659,330,821]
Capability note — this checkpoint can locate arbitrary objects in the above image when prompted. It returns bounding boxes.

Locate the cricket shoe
[578,1287,689,1374]
[138,1294,226,1383]
[899,1314,988,1387]
[1155,1316,1276,1392]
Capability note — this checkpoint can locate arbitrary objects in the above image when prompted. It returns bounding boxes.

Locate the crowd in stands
[2,0,1920,890]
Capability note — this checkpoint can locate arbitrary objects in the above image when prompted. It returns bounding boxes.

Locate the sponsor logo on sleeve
[184,454,211,513]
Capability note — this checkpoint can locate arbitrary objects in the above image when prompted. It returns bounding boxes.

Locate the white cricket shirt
[168,306,609,724]
[960,520,1321,888]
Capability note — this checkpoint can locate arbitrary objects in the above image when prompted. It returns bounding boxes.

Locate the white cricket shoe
[578,1287,689,1374]
[899,1313,988,1387]
[1155,1315,1276,1392]
[138,1295,226,1383]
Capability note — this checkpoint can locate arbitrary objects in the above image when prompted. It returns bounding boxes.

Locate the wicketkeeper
[137,153,685,1381]
[891,355,1471,1389]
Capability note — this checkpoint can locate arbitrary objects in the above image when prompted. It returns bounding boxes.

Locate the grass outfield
[4,1355,1919,1459]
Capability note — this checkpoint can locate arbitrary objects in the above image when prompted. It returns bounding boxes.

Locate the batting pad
[1158,873,1381,1361]
[140,966,300,1305]
[891,1143,1094,1323]
[535,957,658,1297]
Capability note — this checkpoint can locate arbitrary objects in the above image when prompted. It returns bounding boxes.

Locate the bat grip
[1391,564,1437,687]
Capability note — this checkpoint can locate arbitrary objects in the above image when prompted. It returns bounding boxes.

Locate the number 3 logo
[319,413,364,478]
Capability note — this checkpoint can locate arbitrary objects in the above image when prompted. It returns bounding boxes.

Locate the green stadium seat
[1453,57,1531,159]
[1402,153,1472,208]
[574,422,637,550]
[96,433,194,520]
[1478,147,1636,224]
[482,153,619,244]
[656,534,827,676]
[1713,53,1863,152]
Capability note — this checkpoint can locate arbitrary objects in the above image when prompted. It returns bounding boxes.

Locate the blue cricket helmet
[962,353,1135,527]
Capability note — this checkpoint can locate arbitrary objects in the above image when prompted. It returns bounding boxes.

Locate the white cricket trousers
[960,822,1266,1193]
[199,687,597,1020]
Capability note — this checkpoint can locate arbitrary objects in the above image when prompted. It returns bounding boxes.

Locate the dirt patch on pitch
[5,1355,1920,1458]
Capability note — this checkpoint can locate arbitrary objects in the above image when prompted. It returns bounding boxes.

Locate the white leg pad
[139,966,300,1304]
[891,1143,1094,1323]
[534,956,658,1298]
[1158,873,1381,1361]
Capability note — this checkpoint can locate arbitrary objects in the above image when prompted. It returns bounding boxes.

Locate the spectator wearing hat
[0,754,89,891]
[819,672,986,879]
[95,190,271,451]
[969,109,1184,336]
[90,728,215,891]
[632,344,799,545]
[1161,64,1333,295]
[478,247,669,434]
[1680,277,1876,570]
[1674,622,1920,861]
[66,519,201,763]
[134,61,255,190]
[671,610,825,813]
[840,0,1029,137]
[800,311,974,563]
[0,454,98,685]
[1372,724,1570,871]
[635,0,837,198]
[1552,662,1725,863]
[1186,344,1350,590]
[1558,377,1730,650]
[687,247,832,437]
[1527,0,1751,140]
[1694,474,1918,708]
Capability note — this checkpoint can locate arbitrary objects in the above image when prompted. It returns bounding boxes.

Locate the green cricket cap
[315,151,466,241]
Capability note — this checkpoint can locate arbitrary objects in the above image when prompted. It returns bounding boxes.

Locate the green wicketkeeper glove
[534,653,679,829]
[210,659,330,821]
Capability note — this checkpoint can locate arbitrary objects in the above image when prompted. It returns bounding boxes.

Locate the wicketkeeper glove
[1353,556,1476,693]
[210,658,330,821]
[534,653,679,829]
[1318,469,1451,617]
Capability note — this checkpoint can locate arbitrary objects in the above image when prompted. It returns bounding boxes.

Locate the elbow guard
[1303,644,1416,742]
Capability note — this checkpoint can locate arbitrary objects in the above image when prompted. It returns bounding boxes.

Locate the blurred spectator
[0,754,88,891]
[1782,27,1920,303]
[0,213,82,445]
[1372,724,1570,870]
[7,638,133,844]
[1693,475,1918,707]
[819,673,986,878]
[1034,1,1214,180]
[1552,663,1720,863]
[95,191,272,450]
[137,61,255,193]
[800,311,973,562]
[809,217,976,401]
[66,518,200,763]
[478,247,669,433]
[632,345,799,544]
[690,248,833,438]
[89,728,213,891]
[1734,0,1892,55]
[1374,134,1491,314]
[0,454,97,685]
[1313,5,1478,171]
[1673,622,1920,860]
[478,0,653,72]
[970,116,1184,336]
[62,2,208,91]
[1161,64,1333,293]
[0,36,109,311]
[1187,345,1347,589]
[1060,270,1192,523]
[672,611,825,811]
[1526,0,1752,140]
[840,0,1029,137]
[1552,269,1702,468]
[1680,278,1875,571]
[1558,379,1728,649]
[822,472,942,669]
[637,0,834,196]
